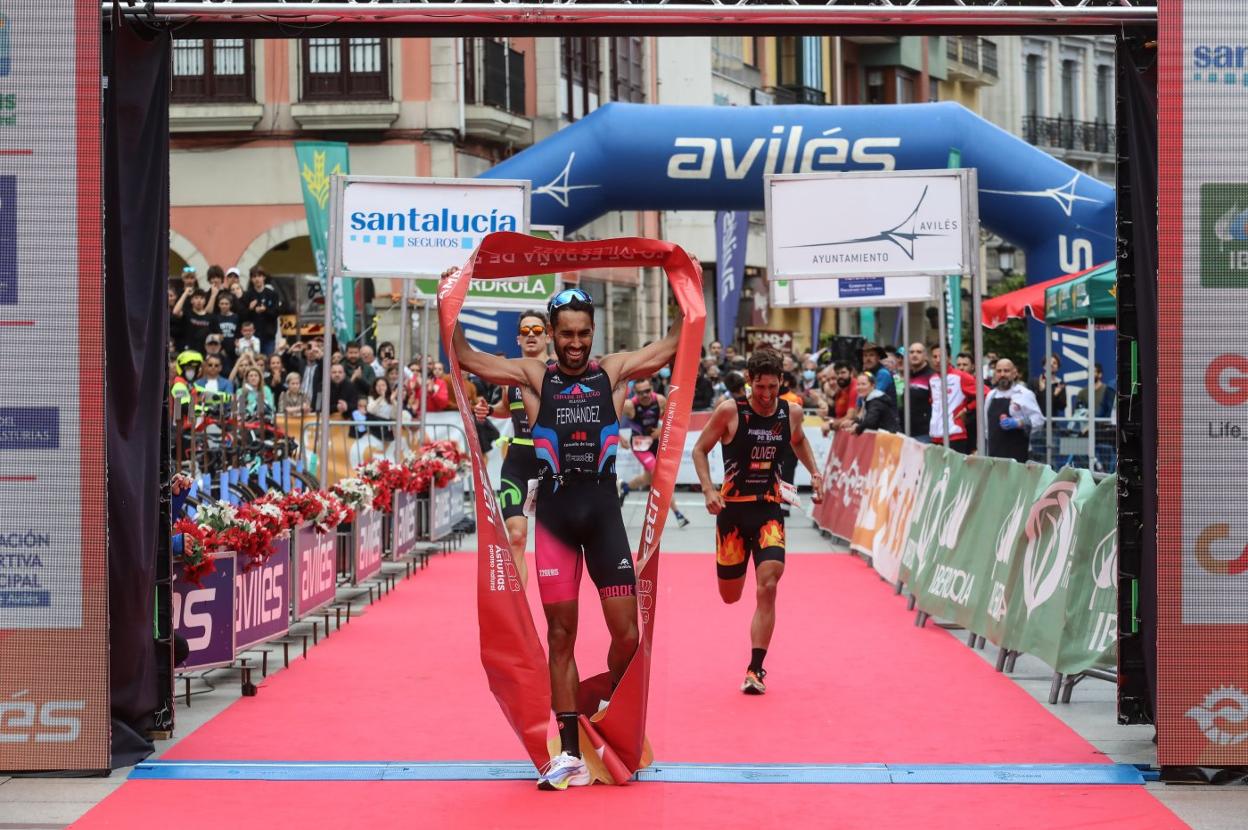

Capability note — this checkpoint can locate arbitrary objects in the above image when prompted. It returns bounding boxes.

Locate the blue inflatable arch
[482,101,1114,380]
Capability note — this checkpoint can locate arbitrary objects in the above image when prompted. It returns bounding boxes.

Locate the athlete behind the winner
[618,378,690,528]
[449,283,680,791]
[473,310,550,588]
[692,347,823,696]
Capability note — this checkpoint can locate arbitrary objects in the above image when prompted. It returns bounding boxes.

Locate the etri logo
[1200,183,1248,287]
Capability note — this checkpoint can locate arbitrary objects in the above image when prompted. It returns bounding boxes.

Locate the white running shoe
[537,752,591,790]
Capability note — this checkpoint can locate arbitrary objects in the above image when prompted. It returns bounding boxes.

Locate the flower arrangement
[332,476,376,513]
[174,489,352,583]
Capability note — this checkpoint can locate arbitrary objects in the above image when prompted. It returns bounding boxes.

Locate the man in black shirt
[905,342,935,441]
[242,266,283,355]
[327,362,358,416]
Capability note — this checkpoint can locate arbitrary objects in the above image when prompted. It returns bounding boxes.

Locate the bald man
[984,358,1044,463]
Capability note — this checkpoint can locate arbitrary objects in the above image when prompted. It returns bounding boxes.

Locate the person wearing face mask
[171,350,203,412]
[985,358,1044,463]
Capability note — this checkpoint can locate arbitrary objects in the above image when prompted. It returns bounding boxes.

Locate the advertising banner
[174,552,237,672]
[871,436,928,583]
[1057,475,1119,676]
[338,176,529,283]
[980,461,1057,649]
[743,328,794,354]
[1160,0,1248,767]
[352,508,383,585]
[766,171,968,280]
[0,0,108,771]
[293,524,337,619]
[429,476,463,542]
[998,469,1097,666]
[234,540,290,652]
[295,141,352,346]
[911,454,992,630]
[814,431,875,542]
[850,431,904,557]
[770,275,935,309]
[899,444,956,587]
[715,210,748,346]
[392,490,419,559]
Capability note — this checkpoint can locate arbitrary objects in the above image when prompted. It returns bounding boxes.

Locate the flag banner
[998,468,1098,665]
[438,232,704,778]
[850,431,904,558]
[871,436,928,583]
[295,141,352,346]
[714,210,748,347]
[1056,474,1119,675]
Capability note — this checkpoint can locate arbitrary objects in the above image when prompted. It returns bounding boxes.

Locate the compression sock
[556,711,581,758]
[749,648,767,675]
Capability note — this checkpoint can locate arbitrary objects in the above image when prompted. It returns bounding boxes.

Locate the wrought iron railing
[1022,115,1114,155]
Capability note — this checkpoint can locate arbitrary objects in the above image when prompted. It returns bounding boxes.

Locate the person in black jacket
[845,372,900,435]
[241,265,283,355]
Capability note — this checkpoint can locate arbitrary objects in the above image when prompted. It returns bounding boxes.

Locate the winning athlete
[692,348,823,695]
[450,285,680,790]
[473,310,551,588]
[618,378,690,528]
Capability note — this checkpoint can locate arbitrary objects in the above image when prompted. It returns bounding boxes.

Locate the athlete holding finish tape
[450,282,681,791]
[473,310,551,588]
[693,347,823,695]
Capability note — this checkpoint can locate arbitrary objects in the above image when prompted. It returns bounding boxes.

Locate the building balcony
[1022,115,1115,156]
[464,38,531,144]
[169,102,264,133]
[947,36,999,86]
[756,85,825,106]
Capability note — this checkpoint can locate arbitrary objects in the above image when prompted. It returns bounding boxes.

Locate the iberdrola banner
[871,436,927,583]
[850,431,903,558]
[438,232,704,780]
[295,141,353,346]
[1055,474,1119,675]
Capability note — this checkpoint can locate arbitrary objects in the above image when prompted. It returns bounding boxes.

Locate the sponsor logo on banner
[665,125,900,181]
[1021,481,1079,616]
[1205,355,1248,418]
[0,692,84,744]
[1194,524,1248,576]
[996,494,1027,564]
[0,527,51,608]
[1191,45,1248,88]
[1185,686,1248,747]
[348,207,517,251]
[234,543,289,651]
[0,407,59,450]
[783,185,958,265]
[1201,184,1248,287]
[936,481,973,552]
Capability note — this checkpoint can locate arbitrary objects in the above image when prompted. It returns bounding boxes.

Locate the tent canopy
[1044,261,1116,325]
[980,261,1114,328]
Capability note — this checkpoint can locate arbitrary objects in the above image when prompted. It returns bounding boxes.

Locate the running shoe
[675,510,690,529]
[741,669,767,695]
[537,752,591,790]
[618,482,631,506]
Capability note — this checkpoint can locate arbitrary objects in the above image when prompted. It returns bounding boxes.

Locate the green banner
[408,228,561,307]
[295,141,353,345]
[945,148,964,354]
[980,461,1057,648]
[899,444,958,588]
[997,467,1098,666]
[1056,474,1119,675]
[912,455,1001,630]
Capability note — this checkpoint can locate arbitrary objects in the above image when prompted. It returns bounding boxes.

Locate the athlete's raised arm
[789,404,824,503]
[693,398,736,515]
[450,323,543,391]
[602,319,681,388]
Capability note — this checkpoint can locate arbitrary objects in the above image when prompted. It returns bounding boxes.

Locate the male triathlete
[618,378,690,528]
[692,348,823,696]
[450,284,680,790]
[473,310,551,588]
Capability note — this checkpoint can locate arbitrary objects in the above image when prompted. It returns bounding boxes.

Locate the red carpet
[71,552,1186,829]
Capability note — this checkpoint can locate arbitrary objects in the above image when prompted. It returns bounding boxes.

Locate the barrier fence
[814,431,1118,702]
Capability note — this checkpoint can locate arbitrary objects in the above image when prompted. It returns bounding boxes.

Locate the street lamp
[996,242,1017,276]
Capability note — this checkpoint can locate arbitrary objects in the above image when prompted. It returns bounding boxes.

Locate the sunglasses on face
[548,288,593,313]
[518,324,546,336]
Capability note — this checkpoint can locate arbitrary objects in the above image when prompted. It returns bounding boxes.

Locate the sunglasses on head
[518,324,546,336]
[548,288,593,313]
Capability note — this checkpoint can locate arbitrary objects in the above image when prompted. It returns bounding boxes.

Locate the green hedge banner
[812,432,1117,677]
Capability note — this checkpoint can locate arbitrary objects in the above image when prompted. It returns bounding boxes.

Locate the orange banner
[438,232,704,778]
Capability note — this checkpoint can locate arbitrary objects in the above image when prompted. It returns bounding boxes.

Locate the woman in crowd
[266,353,286,403]
[365,376,396,441]
[236,366,274,420]
[843,372,900,435]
